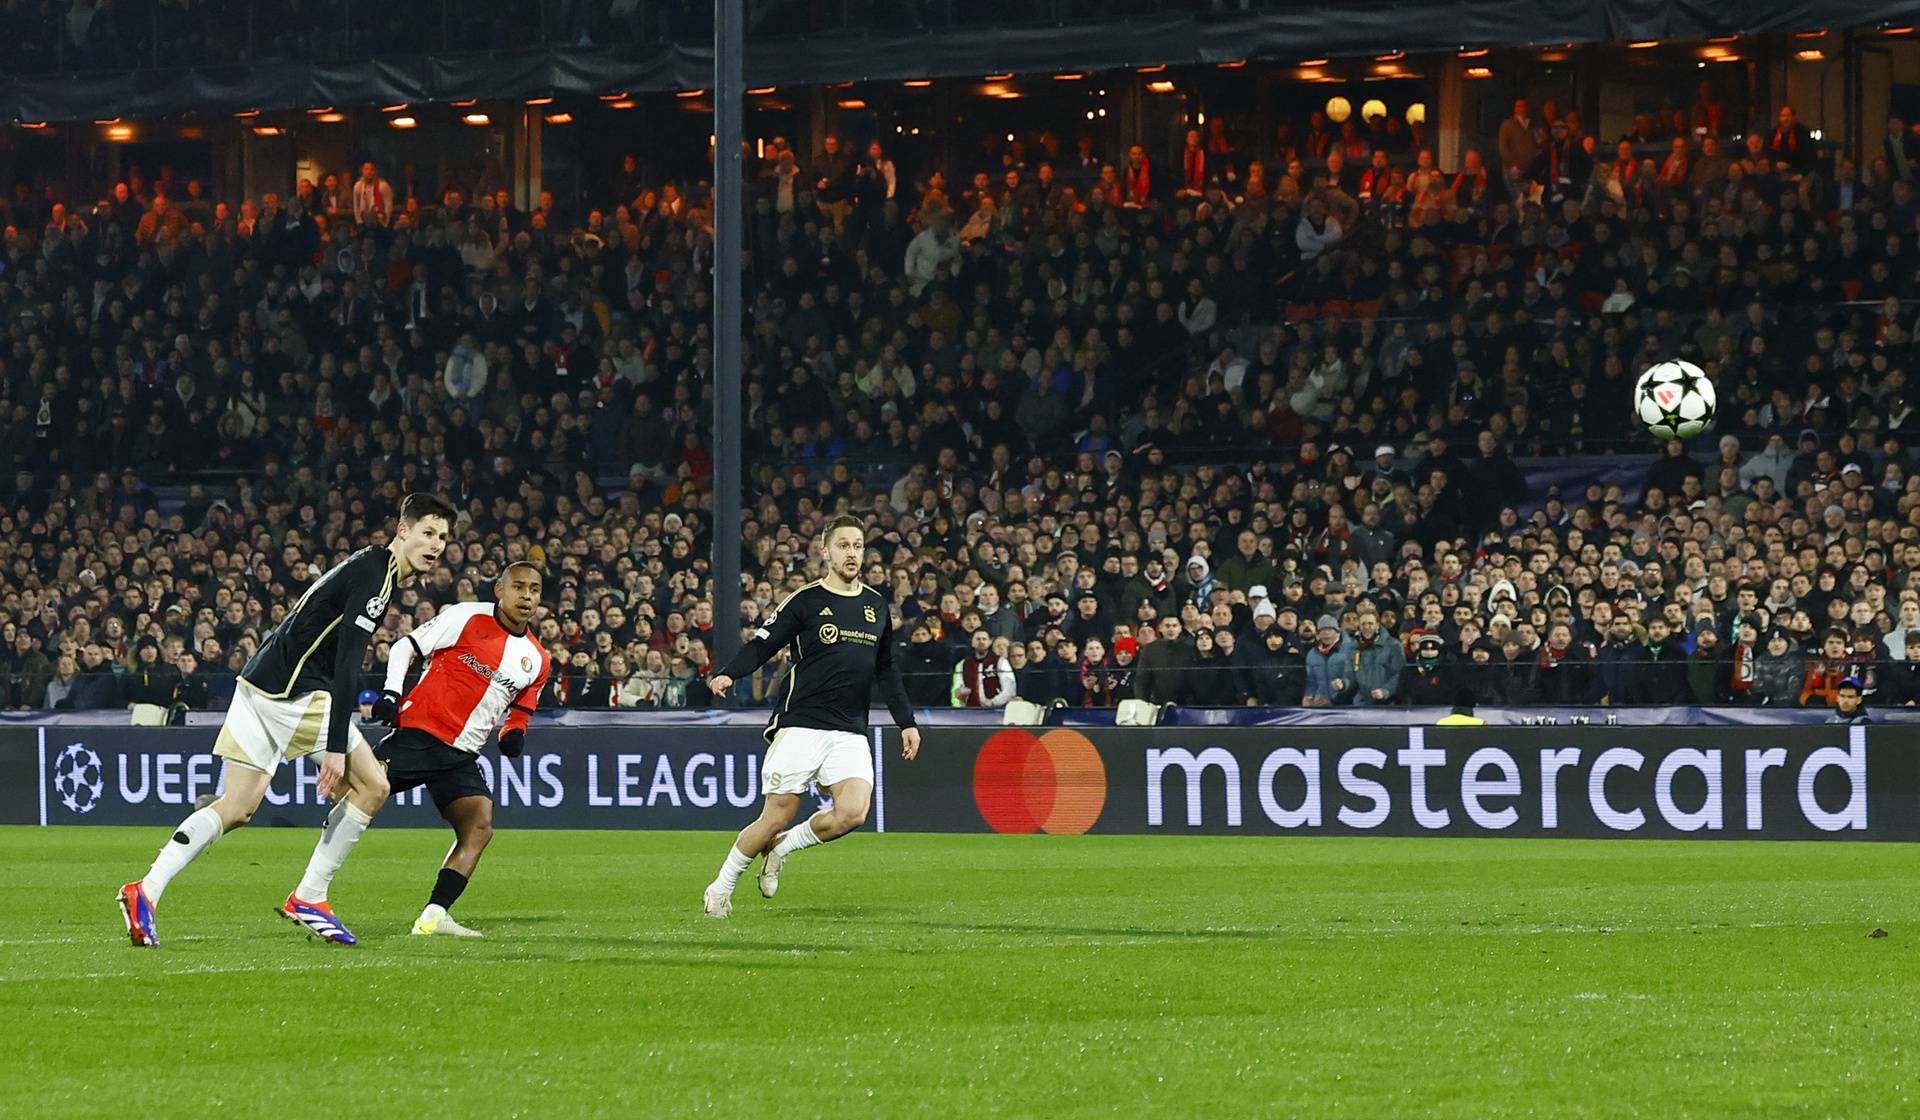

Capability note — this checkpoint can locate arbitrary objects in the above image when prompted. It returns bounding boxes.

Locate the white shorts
[761,727,872,796]
[212,682,368,774]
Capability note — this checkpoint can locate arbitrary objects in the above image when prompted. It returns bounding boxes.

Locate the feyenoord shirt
[715,580,916,740]
[385,601,551,753]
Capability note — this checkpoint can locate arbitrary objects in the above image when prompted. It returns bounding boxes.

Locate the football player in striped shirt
[356,560,551,937]
[117,493,456,948]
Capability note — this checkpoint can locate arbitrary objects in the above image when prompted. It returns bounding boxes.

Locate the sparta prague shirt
[384,602,551,753]
[240,546,399,753]
[715,580,917,740]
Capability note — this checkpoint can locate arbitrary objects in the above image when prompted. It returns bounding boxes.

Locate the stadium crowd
[2,85,1920,718]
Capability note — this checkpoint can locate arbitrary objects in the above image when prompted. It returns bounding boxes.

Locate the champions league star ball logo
[52,743,105,814]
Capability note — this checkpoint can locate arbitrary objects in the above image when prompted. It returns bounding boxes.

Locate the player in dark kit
[116,493,457,948]
[701,514,921,918]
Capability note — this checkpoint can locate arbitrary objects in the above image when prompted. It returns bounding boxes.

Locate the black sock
[429,867,469,910]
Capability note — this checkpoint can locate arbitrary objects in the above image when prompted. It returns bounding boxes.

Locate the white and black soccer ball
[52,743,105,814]
[1633,360,1716,442]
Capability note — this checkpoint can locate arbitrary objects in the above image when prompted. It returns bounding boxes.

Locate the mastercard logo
[972,729,1108,835]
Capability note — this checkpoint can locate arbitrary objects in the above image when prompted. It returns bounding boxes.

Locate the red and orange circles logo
[972,729,1108,835]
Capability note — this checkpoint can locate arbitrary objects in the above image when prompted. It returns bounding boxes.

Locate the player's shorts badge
[818,623,839,644]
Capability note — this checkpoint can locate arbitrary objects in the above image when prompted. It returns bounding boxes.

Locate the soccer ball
[1633,360,1716,442]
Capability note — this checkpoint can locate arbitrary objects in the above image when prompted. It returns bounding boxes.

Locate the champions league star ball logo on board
[52,743,106,814]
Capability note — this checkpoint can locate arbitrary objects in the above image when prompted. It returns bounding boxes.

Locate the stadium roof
[8,0,1913,122]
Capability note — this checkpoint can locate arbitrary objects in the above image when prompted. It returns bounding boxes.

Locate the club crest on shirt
[520,655,534,673]
[818,623,840,644]
[864,606,876,622]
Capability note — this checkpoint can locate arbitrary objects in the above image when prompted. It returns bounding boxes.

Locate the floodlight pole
[712,0,744,665]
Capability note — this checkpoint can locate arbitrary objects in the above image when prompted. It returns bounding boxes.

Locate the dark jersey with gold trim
[240,546,398,753]
[715,580,916,740]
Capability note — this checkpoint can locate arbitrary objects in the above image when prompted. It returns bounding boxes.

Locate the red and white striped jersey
[384,601,550,754]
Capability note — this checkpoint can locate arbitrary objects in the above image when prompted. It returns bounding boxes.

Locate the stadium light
[105,124,132,140]
[1137,63,1167,73]
[1360,99,1387,122]
[1405,102,1426,124]
[837,99,868,109]
[381,103,409,112]
[1628,40,1659,48]
[1458,48,1488,58]
[251,126,285,137]
[1326,96,1352,122]
[315,112,345,123]
[609,100,638,109]
[1465,66,1493,78]
[1147,81,1177,93]
[526,97,554,106]
[390,116,417,129]
[1053,73,1083,81]
[903,79,932,87]
[462,113,491,126]
[746,86,776,95]
[1795,49,1826,61]
[984,73,1012,81]
[675,89,702,98]
[544,112,574,124]
[1298,58,1329,66]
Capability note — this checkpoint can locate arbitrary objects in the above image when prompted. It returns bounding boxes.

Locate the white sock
[295,801,372,903]
[771,820,824,860]
[144,807,224,905]
[712,845,753,894]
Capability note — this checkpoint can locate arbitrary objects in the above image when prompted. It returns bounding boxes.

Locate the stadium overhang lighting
[984,72,1013,81]
[1297,58,1328,66]
[1325,96,1351,122]
[1465,66,1493,78]
[544,112,574,124]
[305,106,333,115]
[1360,99,1387,122]
[390,116,418,129]
[450,99,477,107]
[1136,64,1167,73]
[1793,28,1827,38]
[746,86,776,95]
[381,103,409,112]
[1458,48,1488,58]
[251,126,285,136]
[526,96,554,106]
[1052,73,1084,81]
[1628,40,1659,49]
[462,113,491,125]
[674,89,702,98]
[315,112,345,123]
[1147,80,1177,93]
[1795,49,1826,61]
[1217,59,1247,68]
[903,79,933,87]
[234,109,260,118]
[105,124,132,140]
[1374,51,1404,61]
[836,98,868,109]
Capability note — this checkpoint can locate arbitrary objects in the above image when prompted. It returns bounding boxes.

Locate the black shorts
[375,727,492,813]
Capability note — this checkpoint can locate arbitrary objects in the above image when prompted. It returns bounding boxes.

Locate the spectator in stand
[951,629,1014,708]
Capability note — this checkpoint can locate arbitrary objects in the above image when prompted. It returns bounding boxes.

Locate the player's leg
[413,794,492,938]
[118,690,285,946]
[282,735,389,946]
[705,792,801,918]
[759,731,874,899]
[291,737,390,903]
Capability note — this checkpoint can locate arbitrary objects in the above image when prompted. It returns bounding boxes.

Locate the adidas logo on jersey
[819,607,834,615]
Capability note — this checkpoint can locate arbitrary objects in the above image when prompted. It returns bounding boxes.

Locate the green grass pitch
[3,827,1917,1118]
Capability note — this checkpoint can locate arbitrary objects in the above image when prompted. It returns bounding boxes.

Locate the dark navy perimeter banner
[3,726,820,830]
[878,726,1920,841]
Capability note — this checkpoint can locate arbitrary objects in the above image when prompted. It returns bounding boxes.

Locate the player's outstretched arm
[707,592,803,701]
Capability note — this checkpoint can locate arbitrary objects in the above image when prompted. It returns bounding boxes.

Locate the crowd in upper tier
[2,86,1919,717]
